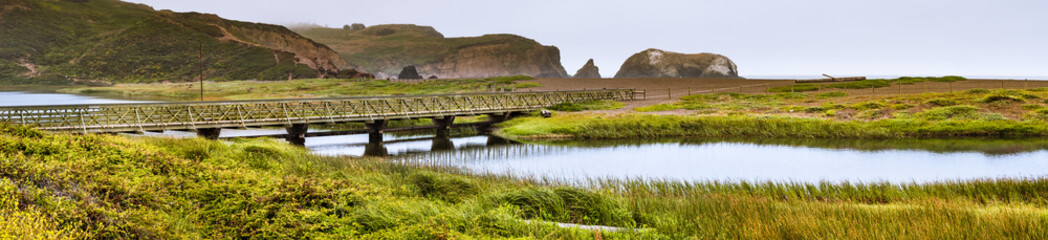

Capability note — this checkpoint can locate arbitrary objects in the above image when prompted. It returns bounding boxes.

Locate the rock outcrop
[398,66,422,79]
[295,24,569,79]
[614,49,739,79]
[573,59,601,79]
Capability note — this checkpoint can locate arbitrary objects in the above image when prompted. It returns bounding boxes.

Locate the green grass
[764,76,970,94]
[768,83,820,92]
[828,80,893,89]
[925,98,960,106]
[547,100,624,112]
[3,124,1048,238]
[513,82,543,89]
[58,77,529,100]
[815,91,848,98]
[498,113,1048,139]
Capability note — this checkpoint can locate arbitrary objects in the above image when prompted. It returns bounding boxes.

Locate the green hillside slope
[0,0,368,85]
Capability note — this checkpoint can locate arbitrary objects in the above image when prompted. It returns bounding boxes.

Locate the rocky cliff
[0,0,367,84]
[295,24,569,79]
[573,59,602,79]
[614,49,739,79]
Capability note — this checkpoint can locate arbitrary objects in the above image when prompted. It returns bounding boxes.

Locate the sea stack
[398,66,422,79]
[573,59,602,79]
[614,48,739,78]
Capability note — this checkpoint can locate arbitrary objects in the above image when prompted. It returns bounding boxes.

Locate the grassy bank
[2,125,1048,239]
[498,113,1048,139]
[56,76,536,101]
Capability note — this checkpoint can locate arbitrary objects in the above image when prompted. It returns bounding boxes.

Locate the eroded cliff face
[414,37,568,79]
[614,49,739,79]
[228,25,361,75]
[295,25,568,79]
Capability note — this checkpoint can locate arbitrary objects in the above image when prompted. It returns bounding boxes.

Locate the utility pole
[198,41,204,101]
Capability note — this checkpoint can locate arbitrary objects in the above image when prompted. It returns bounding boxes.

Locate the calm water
[4,91,1048,184]
[0,91,153,106]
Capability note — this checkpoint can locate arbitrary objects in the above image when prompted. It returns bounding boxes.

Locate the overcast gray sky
[127,0,1048,78]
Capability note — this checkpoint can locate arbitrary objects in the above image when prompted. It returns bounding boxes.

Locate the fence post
[1026,79,1029,89]
[1001,80,1005,89]
[688,87,692,95]
[898,84,902,94]
[668,88,672,99]
[949,82,953,92]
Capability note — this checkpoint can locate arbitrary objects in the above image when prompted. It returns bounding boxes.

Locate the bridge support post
[363,143,389,157]
[431,116,456,138]
[197,128,222,140]
[365,120,388,144]
[285,124,309,146]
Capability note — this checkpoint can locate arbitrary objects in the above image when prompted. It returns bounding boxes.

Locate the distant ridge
[295,24,568,79]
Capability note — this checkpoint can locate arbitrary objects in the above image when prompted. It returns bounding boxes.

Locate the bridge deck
[0,89,634,133]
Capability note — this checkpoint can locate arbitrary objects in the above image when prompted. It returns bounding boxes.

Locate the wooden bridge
[0,89,634,144]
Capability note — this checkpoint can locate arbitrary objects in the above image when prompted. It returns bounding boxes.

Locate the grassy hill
[0,0,367,85]
[295,24,568,79]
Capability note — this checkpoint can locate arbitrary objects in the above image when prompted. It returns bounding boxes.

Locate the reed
[497,113,1048,139]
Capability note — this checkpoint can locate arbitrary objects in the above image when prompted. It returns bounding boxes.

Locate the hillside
[295,24,568,79]
[0,0,368,85]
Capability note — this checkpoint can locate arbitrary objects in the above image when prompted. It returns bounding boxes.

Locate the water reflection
[392,137,1048,184]
[0,91,154,106]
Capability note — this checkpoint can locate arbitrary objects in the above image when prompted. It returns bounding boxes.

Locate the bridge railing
[0,89,634,133]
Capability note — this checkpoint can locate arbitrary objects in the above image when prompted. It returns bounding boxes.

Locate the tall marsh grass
[498,114,1048,139]
[3,124,1048,239]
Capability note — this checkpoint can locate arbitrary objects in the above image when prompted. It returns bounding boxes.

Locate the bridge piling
[285,124,309,146]
[431,116,456,138]
[365,120,388,144]
[197,128,222,140]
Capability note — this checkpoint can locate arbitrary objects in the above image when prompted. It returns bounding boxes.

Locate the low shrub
[925,98,959,107]
[917,105,982,121]
[979,94,1025,104]
[890,103,915,110]
[928,76,967,82]
[850,101,887,111]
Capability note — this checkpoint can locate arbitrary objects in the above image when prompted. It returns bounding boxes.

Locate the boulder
[398,66,422,79]
[614,49,739,78]
[428,75,438,79]
[573,59,601,79]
